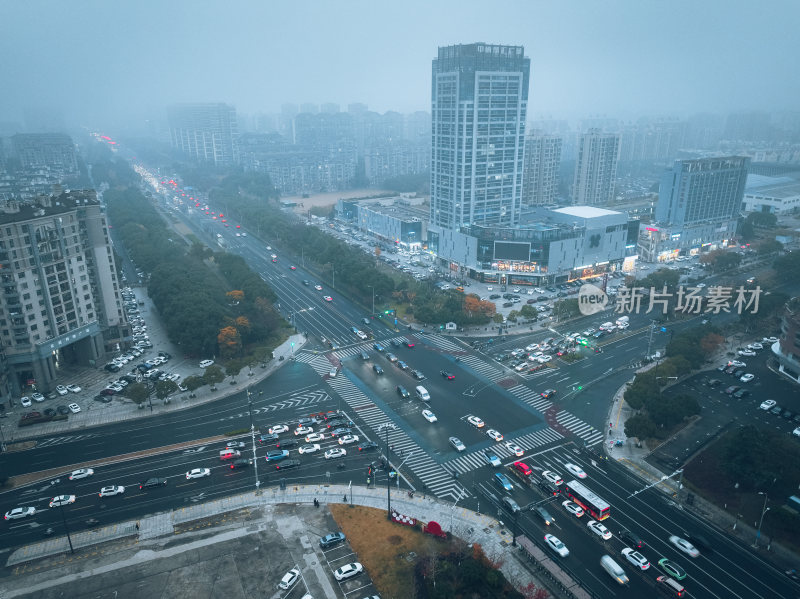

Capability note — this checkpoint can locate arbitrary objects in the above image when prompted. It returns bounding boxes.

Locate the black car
[390,339,401,347]
[276,439,298,449]
[302,280,310,286]
[358,441,379,452]
[93,395,112,403]
[783,410,794,420]
[411,369,425,380]
[230,459,252,469]
[538,480,560,496]
[139,477,168,489]
[56,405,70,415]
[396,385,410,398]
[275,459,300,470]
[734,369,745,378]
[158,351,172,360]
[373,364,384,375]
[319,532,346,549]
[489,294,501,299]
[330,427,352,437]
[440,370,455,380]
[258,433,279,444]
[683,532,712,553]
[502,302,513,308]
[618,529,646,549]
[43,408,56,417]
[732,389,750,398]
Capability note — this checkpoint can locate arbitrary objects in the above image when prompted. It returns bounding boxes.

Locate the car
[268,424,289,435]
[657,558,687,580]
[513,461,532,476]
[618,529,646,549]
[771,405,783,415]
[20,396,32,407]
[49,495,76,508]
[323,296,333,302]
[562,500,584,517]
[422,409,437,423]
[226,441,246,449]
[199,359,214,368]
[748,342,764,350]
[69,468,94,480]
[319,532,346,549]
[329,367,338,378]
[738,349,756,357]
[4,507,36,520]
[740,373,755,383]
[542,470,563,486]
[487,429,503,442]
[483,450,501,467]
[56,405,70,415]
[544,533,570,557]
[324,447,347,459]
[541,389,556,399]
[668,535,700,557]
[724,385,740,395]
[794,427,800,437]
[330,427,352,437]
[449,436,466,452]
[729,360,746,368]
[411,369,425,380]
[621,547,650,570]
[405,340,415,348]
[760,399,777,410]
[277,438,298,449]
[185,468,211,480]
[357,441,379,452]
[440,370,455,380]
[66,384,82,393]
[294,426,313,436]
[306,432,326,443]
[299,443,321,454]
[396,385,410,398]
[55,385,68,396]
[230,458,252,470]
[564,463,587,479]
[315,284,323,291]
[68,403,81,414]
[467,415,485,428]
[494,472,514,492]
[333,562,363,581]
[373,364,384,375]
[587,520,612,540]
[258,433,279,444]
[504,442,524,457]
[265,450,290,462]
[338,434,359,445]
[289,265,297,271]
[278,567,300,590]
[763,336,779,344]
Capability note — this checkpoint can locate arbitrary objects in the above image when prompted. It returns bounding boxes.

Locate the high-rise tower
[572,129,620,205]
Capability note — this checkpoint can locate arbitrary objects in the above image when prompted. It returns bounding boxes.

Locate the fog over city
[2,0,799,130]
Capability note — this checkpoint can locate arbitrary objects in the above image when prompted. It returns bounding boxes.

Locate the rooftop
[552,206,622,219]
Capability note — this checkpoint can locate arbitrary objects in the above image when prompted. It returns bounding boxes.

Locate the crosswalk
[457,355,507,382]
[418,334,463,352]
[506,384,553,412]
[555,411,605,446]
[447,427,564,474]
[35,433,100,448]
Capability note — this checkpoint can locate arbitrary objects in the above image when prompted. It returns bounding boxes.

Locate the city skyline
[2,0,799,132]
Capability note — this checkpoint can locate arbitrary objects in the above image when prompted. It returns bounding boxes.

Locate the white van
[415,386,430,401]
[615,316,629,326]
[600,555,629,585]
[219,449,241,460]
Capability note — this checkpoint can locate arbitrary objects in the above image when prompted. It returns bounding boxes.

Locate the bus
[563,480,610,520]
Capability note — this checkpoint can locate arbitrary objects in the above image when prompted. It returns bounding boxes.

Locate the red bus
[563,480,611,520]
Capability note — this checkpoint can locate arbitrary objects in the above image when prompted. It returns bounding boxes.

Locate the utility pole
[377,423,396,520]
[756,492,769,547]
[247,388,260,490]
[58,503,75,554]
[645,320,656,361]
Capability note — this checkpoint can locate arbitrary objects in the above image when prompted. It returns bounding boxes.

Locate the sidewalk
[1,484,545,599]
[606,359,799,572]
[1,333,307,447]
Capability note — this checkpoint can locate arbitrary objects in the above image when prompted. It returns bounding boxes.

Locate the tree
[155,379,178,399]
[624,413,658,441]
[125,383,149,405]
[203,365,225,387]
[217,326,241,358]
[183,375,205,392]
[226,290,244,305]
[758,238,783,256]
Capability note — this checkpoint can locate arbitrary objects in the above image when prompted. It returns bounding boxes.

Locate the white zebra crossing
[458,355,506,382]
[418,334,463,352]
[555,411,604,446]
[447,427,564,474]
[507,384,553,411]
[35,433,100,448]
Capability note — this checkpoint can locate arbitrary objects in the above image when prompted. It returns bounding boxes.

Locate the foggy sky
[2,0,799,131]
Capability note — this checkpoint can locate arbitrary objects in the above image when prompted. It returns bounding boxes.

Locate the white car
[49,495,76,508]
[333,562,363,581]
[740,373,755,383]
[793,427,800,437]
[323,296,333,302]
[66,384,82,393]
[186,468,211,479]
[98,485,125,497]
[55,385,68,396]
[729,360,746,368]
[299,443,321,454]
[587,520,612,540]
[278,567,300,590]
[338,434,359,445]
[4,506,35,520]
[269,424,289,435]
[68,403,81,414]
[669,535,700,557]
[763,336,779,344]
[621,547,650,570]
[564,463,587,479]
[295,426,313,436]
[467,415,485,428]
[449,437,466,452]
[738,349,756,357]
[504,442,524,457]
[356,331,368,340]
[487,429,503,442]
[422,409,437,423]
[30,393,44,401]
[562,500,584,517]
[324,448,347,460]
[69,468,94,480]
[306,432,326,443]
[314,285,323,291]
[329,368,338,378]
[542,470,563,485]
[20,396,32,407]
[748,342,763,350]
[760,399,777,410]
[544,533,569,557]
[199,359,214,368]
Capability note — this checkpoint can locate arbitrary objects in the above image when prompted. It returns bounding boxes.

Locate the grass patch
[329,504,450,598]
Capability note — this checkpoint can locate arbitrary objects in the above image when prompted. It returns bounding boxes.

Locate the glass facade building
[430,43,530,230]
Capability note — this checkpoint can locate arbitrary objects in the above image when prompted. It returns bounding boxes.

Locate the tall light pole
[368,285,375,315]
[377,423,396,520]
[756,491,770,547]
[246,388,260,490]
[57,503,75,554]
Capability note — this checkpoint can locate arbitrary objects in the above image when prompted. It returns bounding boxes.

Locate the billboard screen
[494,241,531,261]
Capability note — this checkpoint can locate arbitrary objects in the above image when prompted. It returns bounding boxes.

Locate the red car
[513,461,532,476]
[290,266,297,270]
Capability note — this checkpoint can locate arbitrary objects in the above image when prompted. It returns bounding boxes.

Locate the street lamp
[57,502,75,554]
[368,285,375,316]
[377,423,396,520]
[246,388,260,490]
[756,491,770,547]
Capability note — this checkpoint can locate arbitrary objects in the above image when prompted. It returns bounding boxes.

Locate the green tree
[203,365,225,387]
[758,238,783,256]
[155,379,178,399]
[183,375,205,392]
[125,383,149,406]
[624,413,658,440]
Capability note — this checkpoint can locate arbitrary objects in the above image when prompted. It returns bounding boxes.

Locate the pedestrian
[135,521,140,531]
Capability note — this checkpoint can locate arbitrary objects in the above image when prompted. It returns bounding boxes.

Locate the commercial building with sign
[428,205,638,285]
[336,195,425,249]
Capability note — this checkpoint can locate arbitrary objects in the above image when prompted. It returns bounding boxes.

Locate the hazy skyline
[2,0,799,131]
